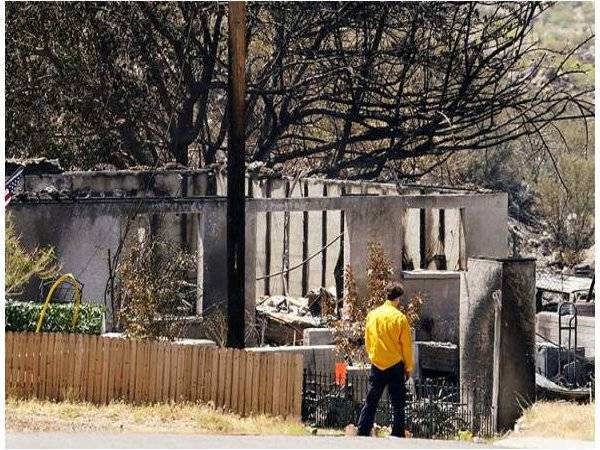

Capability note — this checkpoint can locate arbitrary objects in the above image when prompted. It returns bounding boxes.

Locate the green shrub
[537,153,594,266]
[5,300,105,334]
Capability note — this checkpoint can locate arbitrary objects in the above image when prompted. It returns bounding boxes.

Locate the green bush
[5,300,105,334]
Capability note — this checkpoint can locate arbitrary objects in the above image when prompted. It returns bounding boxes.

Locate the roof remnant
[536,274,592,294]
[6,158,63,175]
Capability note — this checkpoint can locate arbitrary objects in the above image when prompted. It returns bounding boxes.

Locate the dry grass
[508,400,594,441]
[5,397,309,436]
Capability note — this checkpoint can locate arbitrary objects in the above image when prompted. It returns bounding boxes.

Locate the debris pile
[536,338,595,400]
[256,287,338,345]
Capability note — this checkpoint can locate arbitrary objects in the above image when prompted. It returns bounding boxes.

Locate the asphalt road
[6,432,494,449]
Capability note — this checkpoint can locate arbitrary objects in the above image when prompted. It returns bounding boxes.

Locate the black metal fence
[302,370,495,439]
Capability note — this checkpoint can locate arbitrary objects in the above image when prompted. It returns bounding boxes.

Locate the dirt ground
[505,400,594,441]
[5,397,309,435]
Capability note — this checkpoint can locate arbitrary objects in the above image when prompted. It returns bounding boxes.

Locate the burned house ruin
[9,160,544,430]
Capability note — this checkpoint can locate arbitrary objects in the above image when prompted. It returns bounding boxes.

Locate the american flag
[5,167,24,207]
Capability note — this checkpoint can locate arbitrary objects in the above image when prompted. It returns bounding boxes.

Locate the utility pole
[226,1,246,348]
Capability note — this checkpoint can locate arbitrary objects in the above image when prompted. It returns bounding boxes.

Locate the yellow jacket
[365,300,413,373]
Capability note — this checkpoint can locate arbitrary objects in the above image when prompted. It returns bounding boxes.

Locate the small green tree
[537,153,594,266]
[324,242,423,365]
[5,214,60,297]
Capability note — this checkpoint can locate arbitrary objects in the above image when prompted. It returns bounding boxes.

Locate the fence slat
[121,338,131,401]
[60,333,70,401]
[158,343,166,403]
[198,346,207,402]
[271,353,282,416]
[286,355,295,418]
[248,352,257,414]
[162,344,171,403]
[197,347,207,402]
[134,340,144,403]
[94,336,104,404]
[44,333,52,400]
[51,333,61,400]
[31,333,41,399]
[22,333,32,397]
[266,353,276,415]
[10,333,19,397]
[19,332,26,395]
[137,340,145,403]
[169,344,178,402]
[182,346,192,401]
[55,333,63,401]
[281,353,289,416]
[235,351,246,415]
[147,341,154,402]
[61,333,71,401]
[189,345,199,402]
[279,354,289,417]
[10,332,18,397]
[210,348,219,405]
[65,334,76,400]
[88,334,98,402]
[20,333,28,397]
[16,332,25,397]
[292,354,303,418]
[142,341,151,403]
[87,334,96,403]
[84,334,94,402]
[230,350,240,413]
[242,351,251,416]
[216,349,226,408]
[5,333,14,396]
[258,353,267,414]
[147,341,156,403]
[34,333,43,398]
[100,338,110,404]
[201,348,215,403]
[107,338,116,403]
[129,338,138,402]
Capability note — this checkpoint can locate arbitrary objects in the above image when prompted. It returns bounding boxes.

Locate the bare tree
[247,3,594,179]
[6,2,594,176]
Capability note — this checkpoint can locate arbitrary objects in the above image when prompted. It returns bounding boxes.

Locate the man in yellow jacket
[357,282,413,438]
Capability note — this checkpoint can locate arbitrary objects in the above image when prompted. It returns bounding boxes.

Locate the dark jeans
[357,362,406,437]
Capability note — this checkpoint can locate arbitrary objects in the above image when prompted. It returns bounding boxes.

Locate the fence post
[300,368,307,421]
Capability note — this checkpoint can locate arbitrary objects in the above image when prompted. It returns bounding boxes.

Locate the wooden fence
[5,332,304,418]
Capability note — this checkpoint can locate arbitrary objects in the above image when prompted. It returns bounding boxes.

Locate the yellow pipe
[35,273,82,333]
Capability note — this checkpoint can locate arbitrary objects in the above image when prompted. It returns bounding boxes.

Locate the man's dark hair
[385,282,404,301]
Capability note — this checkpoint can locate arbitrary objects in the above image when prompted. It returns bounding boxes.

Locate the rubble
[306,287,338,317]
[256,290,337,345]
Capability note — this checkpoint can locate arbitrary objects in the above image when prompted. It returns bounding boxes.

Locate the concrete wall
[12,170,509,338]
[496,258,536,432]
[344,203,403,300]
[402,270,460,344]
[19,170,508,304]
[459,258,502,427]
[460,257,536,433]
[10,204,122,308]
[303,328,334,346]
[10,200,229,331]
[464,201,509,262]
